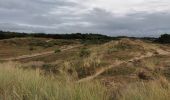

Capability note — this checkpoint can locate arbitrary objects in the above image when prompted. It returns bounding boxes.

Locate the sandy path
[77,49,170,83]
[0,45,80,61]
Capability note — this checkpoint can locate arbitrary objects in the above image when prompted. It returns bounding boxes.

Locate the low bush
[157,34,170,44]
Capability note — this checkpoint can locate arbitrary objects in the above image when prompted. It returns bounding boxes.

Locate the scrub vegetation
[0,31,170,100]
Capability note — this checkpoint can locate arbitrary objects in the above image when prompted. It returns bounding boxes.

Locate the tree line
[0,31,112,40]
[156,34,170,43]
[0,30,170,43]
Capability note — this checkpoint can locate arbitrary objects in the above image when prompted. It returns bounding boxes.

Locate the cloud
[0,0,170,37]
[78,0,170,15]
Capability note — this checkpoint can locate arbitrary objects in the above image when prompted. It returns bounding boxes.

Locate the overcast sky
[0,0,170,37]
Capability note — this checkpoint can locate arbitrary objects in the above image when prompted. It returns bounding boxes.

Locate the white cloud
[76,0,170,15]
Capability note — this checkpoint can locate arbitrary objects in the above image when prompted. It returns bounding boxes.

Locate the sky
[0,0,170,37]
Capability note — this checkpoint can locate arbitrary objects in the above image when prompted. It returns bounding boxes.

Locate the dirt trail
[77,49,170,83]
[77,61,123,83]
[0,45,80,61]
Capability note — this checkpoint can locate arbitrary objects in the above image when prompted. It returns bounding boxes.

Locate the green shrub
[157,34,170,43]
[54,48,61,53]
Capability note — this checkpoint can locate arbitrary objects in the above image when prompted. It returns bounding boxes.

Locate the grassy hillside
[0,37,170,100]
[0,38,80,59]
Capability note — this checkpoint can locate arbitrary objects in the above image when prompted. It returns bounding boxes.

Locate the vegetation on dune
[1,62,170,100]
[79,47,91,57]
[1,30,170,44]
[54,48,61,53]
[102,66,136,76]
[0,31,170,100]
[29,39,54,48]
[0,30,113,40]
[120,78,170,100]
[0,62,109,100]
[76,53,105,78]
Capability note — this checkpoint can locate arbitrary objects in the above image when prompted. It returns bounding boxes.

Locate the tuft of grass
[0,62,109,100]
[74,53,107,78]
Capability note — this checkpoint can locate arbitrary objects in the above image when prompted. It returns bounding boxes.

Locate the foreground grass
[120,78,170,100]
[1,62,170,100]
[0,62,108,100]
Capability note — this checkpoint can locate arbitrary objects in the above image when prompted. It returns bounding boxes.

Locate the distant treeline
[0,31,113,40]
[156,34,170,44]
[0,30,170,43]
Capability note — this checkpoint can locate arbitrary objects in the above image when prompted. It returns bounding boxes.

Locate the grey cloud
[0,0,77,25]
[79,8,170,37]
[0,0,170,37]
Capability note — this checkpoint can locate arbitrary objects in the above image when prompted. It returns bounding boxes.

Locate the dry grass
[0,62,109,100]
[0,38,170,100]
[0,38,79,59]
[119,77,170,100]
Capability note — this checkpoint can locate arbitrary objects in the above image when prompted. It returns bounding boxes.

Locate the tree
[157,34,170,43]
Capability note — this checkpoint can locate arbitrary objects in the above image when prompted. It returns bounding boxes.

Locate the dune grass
[120,78,170,100]
[0,39,170,100]
[0,62,109,100]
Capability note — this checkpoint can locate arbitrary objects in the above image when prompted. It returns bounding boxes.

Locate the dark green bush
[157,34,170,43]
